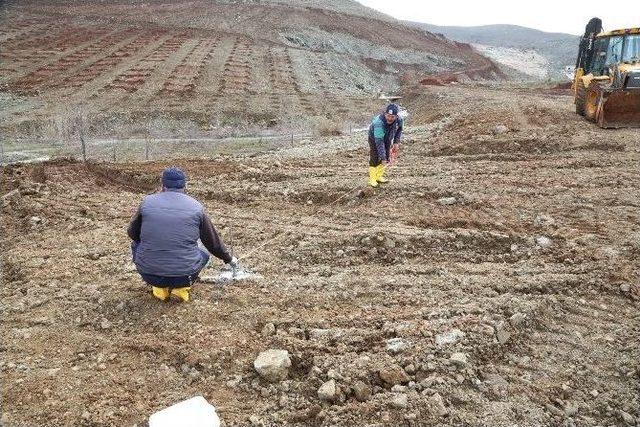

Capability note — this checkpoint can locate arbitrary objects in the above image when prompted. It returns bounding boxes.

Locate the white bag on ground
[149,396,220,427]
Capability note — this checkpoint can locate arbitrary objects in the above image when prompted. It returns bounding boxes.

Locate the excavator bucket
[598,89,640,128]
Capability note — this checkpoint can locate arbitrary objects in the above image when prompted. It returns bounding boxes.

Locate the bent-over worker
[367,103,403,187]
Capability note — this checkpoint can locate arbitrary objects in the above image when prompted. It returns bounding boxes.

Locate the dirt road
[1,84,639,426]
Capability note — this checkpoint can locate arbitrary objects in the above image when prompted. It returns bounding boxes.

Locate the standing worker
[127,167,237,302]
[368,103,403,187]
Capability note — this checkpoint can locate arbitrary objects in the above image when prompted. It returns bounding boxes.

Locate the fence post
[291,133,294,144]
[145,138,150,161]
[79,117,86,162]
[112,144,116,162]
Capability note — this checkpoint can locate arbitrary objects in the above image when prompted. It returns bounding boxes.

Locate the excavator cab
[573,19,640,128]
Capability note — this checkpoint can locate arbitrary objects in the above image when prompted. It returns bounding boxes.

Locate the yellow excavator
[573,18,640,128]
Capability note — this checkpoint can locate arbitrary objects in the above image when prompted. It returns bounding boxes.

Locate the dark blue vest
[134,190,204,277]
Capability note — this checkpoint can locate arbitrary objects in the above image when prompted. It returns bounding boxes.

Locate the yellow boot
[376,164,388,183]
[368,167,379,187]
[152,287,170,301]
[170,286,191,302]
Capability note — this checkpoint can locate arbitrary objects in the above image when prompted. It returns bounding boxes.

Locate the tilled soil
[1,84,639,427]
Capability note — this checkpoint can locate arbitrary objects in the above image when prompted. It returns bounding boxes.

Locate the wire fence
[0,124,364,166]
[0,132,347,166]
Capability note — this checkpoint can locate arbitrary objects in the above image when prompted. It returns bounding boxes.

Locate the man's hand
[390,144,400,164]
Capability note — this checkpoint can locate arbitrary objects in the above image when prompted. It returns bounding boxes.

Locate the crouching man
[127,167,237,302]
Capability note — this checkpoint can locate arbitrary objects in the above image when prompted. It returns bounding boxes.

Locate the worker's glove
[389,145,398,164]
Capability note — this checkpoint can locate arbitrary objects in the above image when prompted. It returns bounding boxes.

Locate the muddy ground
[1,84,639,427]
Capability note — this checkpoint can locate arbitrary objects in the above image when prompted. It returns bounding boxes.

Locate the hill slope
[410,23,579,80]
[0,0,500,139]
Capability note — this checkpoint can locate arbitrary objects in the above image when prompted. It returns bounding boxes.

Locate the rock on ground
[318,379,338,402]
[450,352,469,368]
[253,349,291,382]
[379,365,410,387]
[435,329,465,346]
[391,393,408,409]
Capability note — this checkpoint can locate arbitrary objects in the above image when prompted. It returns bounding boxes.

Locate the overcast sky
[356,0,637,35]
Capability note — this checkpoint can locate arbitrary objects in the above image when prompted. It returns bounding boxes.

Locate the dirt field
[1,84,639,427]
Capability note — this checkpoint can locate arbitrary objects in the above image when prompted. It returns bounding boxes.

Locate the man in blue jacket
[368,103,403,187]
[127,167,237,302]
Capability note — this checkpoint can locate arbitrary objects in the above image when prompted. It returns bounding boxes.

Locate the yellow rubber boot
[170,287,191,302]
[152,287,170,301]
[376,165,388,183]
[368,167,379,187]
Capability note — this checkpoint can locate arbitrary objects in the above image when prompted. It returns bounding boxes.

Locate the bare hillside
[410,23,578,81]
[0,0,500,141]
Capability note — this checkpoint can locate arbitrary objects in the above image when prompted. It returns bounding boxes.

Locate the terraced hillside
[0,0,501,140]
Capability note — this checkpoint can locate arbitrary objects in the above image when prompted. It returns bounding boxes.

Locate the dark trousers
[131,241,209,288]
[369,138,392,167]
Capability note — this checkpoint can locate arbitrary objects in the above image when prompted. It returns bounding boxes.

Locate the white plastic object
[149,396,220,427]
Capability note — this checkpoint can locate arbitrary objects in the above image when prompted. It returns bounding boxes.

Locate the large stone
[391,393,409,409]
[318,379,337,402]
[429,393,448,417]
[438,197,457,206]
[534,214,555,227]
[353,381,372,402]
[450,352,468,368]
[492,124,509,135]
[261,323,276,337]
[309,328,334,339]
[386,338,409,354]
[379,365,410,386]
[564,403,578,417]
[509,312,527,326]
[1,189,20,207]
[383,238,396,249]
[253,349,291,382]
[435,329,464,346]
[484,374,509,400]
[535,236,552,248]
[495,322,511,344]
[620,410,636,425]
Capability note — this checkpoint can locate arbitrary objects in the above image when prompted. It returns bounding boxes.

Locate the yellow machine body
[573,27,640,128]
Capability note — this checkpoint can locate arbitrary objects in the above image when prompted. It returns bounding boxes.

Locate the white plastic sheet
[149,396,220,427]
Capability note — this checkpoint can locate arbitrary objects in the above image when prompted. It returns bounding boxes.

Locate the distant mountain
[409,23,579,81]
